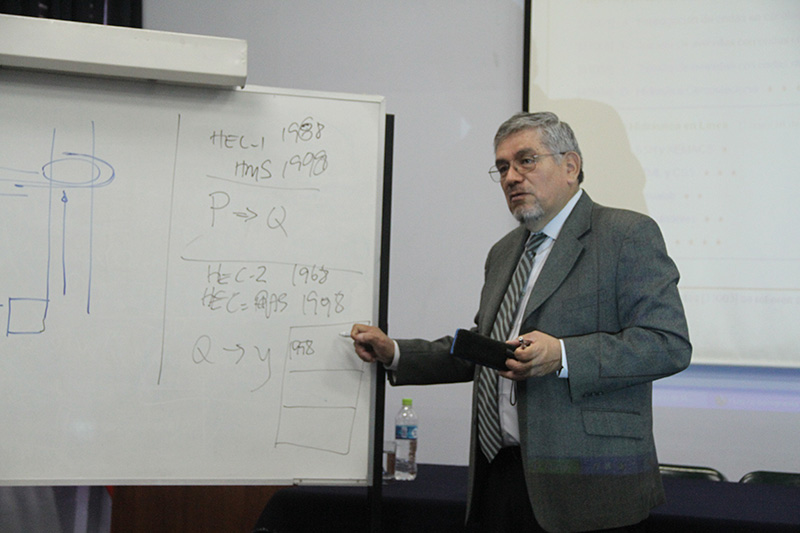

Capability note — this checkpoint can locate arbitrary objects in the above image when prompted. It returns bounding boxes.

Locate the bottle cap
[402,398,412,406]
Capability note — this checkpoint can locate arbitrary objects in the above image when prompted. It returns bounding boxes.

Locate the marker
[339,331,352,338]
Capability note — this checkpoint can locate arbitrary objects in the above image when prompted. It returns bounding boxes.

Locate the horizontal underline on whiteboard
[206,174,320,191]
[0,166,39,174]
[179,255,364,275]
[280,404,357,410]
[288,369,365,373]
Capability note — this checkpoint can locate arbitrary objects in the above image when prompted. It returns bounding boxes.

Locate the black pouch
[450,329,515,371]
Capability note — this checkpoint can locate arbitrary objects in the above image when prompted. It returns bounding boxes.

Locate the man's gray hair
[494,112,584,182]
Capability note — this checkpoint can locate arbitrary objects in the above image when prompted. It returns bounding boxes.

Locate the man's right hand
[349,324,395,366]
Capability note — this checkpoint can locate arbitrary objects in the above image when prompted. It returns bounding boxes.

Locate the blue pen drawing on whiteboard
[1,121,115,336]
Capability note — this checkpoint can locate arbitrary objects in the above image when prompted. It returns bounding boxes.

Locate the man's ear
[564,151,582,182]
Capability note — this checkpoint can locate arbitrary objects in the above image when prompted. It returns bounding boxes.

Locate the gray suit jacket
[393,192,691,532]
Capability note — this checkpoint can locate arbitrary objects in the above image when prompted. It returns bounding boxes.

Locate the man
[351,112,691,532]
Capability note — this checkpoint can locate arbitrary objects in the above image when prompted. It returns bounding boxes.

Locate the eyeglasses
[488,152,566,182]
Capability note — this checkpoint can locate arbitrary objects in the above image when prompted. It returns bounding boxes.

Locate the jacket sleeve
[391,336,476,386]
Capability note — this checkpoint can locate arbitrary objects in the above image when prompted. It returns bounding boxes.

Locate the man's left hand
[500,330,562,380]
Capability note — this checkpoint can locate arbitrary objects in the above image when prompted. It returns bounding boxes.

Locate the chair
[659,463,727,481]
[738,470,800,487]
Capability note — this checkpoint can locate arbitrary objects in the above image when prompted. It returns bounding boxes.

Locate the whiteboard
[0,69,385,484]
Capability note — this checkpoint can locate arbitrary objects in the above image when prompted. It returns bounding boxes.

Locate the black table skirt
[253,464,800,532]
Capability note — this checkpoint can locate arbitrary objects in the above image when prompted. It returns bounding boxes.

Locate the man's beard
[514,202,544,230]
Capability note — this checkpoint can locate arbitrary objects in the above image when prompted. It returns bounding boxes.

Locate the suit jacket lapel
[523,193,593,317]
[481,226,528,335]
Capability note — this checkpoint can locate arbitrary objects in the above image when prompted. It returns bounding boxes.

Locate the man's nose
[504,164,525,184]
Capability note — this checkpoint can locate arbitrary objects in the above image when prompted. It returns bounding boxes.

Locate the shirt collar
[539,189,582,241]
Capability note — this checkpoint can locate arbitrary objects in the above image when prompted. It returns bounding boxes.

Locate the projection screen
[529,0,800,367]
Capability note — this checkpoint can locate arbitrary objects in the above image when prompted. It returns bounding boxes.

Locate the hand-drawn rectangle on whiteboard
[275,322,370,455]
[0,68,384,485]
[275,406,356,456]
[7,298,48,334]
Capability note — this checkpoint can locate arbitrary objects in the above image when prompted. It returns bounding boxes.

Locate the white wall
[143,0,800,480]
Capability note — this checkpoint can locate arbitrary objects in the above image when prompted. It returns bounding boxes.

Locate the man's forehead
[495,129,544,159]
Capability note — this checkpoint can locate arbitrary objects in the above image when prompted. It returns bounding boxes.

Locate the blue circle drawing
[41,152,115,188]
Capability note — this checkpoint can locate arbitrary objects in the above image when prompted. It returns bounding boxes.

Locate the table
[253,464,800,532]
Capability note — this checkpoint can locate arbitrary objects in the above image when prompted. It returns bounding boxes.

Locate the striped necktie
[476,232,547,462]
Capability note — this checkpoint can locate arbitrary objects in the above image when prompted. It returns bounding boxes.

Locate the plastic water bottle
[394,398,418,480]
